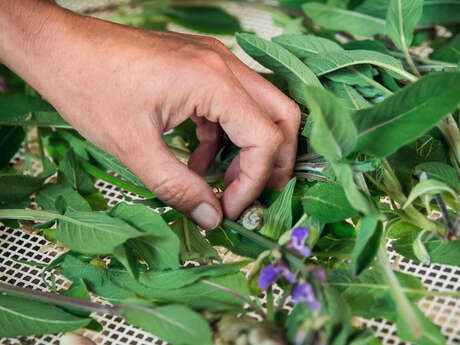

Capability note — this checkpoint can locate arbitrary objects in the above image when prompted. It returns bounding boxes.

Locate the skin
[0,0,300,229]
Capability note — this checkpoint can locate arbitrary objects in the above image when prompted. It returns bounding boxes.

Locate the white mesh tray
[1,1,460,344]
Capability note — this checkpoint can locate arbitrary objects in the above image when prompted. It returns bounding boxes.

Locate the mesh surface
[1,2,460,345]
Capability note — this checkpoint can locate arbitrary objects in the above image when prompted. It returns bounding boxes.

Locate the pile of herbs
[1,0,460,344]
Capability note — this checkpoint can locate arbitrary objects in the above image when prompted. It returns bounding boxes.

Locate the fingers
[207,78,283,219]
[202,37,301,189]
[122,128,222,230]
[188,116,223,176]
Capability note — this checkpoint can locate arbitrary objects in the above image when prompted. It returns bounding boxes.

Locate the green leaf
[419,0,460,26]
[431,33,460,63]
[272,34,343,59]
[305,50,416,81]
[110,203,180,271]
[396,301,446,345]
[58,130,146,188]
[304,86,357,162]
[386,0,423,51]
[330,268,425,321]
[403,179,458,209]
[0,126,24,169]
[0,174,47,203]
[350,217,383,277]
[393,232,460,265]
[164,6,241,35]
[412,230,431,265]
[326,81,370,110]
[415,162,460,191]
[56,211,146,255]
[0,295,91,338]
[260,178,296,239]
[236,33,322,105]
[58,150,94,195]
[302,182,358,223]
[170,216,220,262]
[119,304,213,345]
[353,72,460,157]
[36,184,92,212]
[303,3,386,37]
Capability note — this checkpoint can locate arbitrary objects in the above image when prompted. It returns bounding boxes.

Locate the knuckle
[287,100,301,124]
[199,49,227,71]
[151,174,190,207]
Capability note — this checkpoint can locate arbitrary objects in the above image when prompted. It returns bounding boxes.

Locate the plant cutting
[1,0,460,345]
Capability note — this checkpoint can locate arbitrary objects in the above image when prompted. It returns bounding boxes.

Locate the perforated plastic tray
[1,1,460,344]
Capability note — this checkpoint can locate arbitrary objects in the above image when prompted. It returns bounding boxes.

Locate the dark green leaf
[353,72,460,157]
[431,33,460,63]
[58,150,94,195]
[164,6,241,35]
[0,126,24,169]
[350,217,383,277]
[0,174,47,203]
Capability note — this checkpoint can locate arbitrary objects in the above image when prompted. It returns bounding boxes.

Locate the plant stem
[266,286,275,323]
[376,244,424,339]
[79,159,156,199]
[276,284,293,310]
[200,279,266,319]
[389,51,458,68]
[380,159,442,234]
[402,46,421,78]
[0,209,58,223]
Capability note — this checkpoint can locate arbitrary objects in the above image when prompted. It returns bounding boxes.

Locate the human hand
[0,2,300,229]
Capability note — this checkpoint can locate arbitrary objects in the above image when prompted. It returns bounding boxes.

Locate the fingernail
[191,203,221,230]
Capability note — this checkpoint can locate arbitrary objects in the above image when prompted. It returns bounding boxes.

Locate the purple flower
[258,265,278,290]
[258,262,297,290]
[292,283,320,311]
[288,227,311,257]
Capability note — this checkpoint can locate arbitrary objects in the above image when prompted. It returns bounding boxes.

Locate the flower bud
[238,203,265,231]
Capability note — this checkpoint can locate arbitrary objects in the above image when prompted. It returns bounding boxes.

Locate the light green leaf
[403,179,458,209]
[354,72,460,157]
[386,0,423,51]
[326,81,370,110]
[302,182,358,223]
[56,211,145,255]
[393,232,460,266]
[350,217,383,278]
[260,178,296,239]
[272,34,343,59]
[36,184,92,212]
[304,86,357,162]
[119,304,213,345]
[305,50,416,81]
[303,3,386,37]
[0,295,91,338]
[413,230,431,265]
[415,162,460,191]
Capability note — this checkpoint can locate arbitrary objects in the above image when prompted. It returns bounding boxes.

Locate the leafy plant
[1,1,460,345]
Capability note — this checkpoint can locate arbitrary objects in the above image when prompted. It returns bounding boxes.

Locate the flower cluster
[257,227,320,311]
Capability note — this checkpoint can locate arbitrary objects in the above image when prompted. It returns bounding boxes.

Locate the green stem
[376,244,424,339]
[0,209,59,223]
[266,286,275,323]
[389,51,458,68]
[222,219,308,275]
[402,46,421,78]
[276,284,293,310]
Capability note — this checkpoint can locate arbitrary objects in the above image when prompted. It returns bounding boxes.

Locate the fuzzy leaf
[302,182,358,222]
[386,0,423,51]
[305,86,357,162]
[403,179,458,209]
[303,3,386,37]
[272,34,343,58]
[415,162,460,191]
[354,72,460,157]
[0,295,91,338]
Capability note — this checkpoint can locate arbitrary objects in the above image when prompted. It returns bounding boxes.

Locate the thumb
[125,136,222,230]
